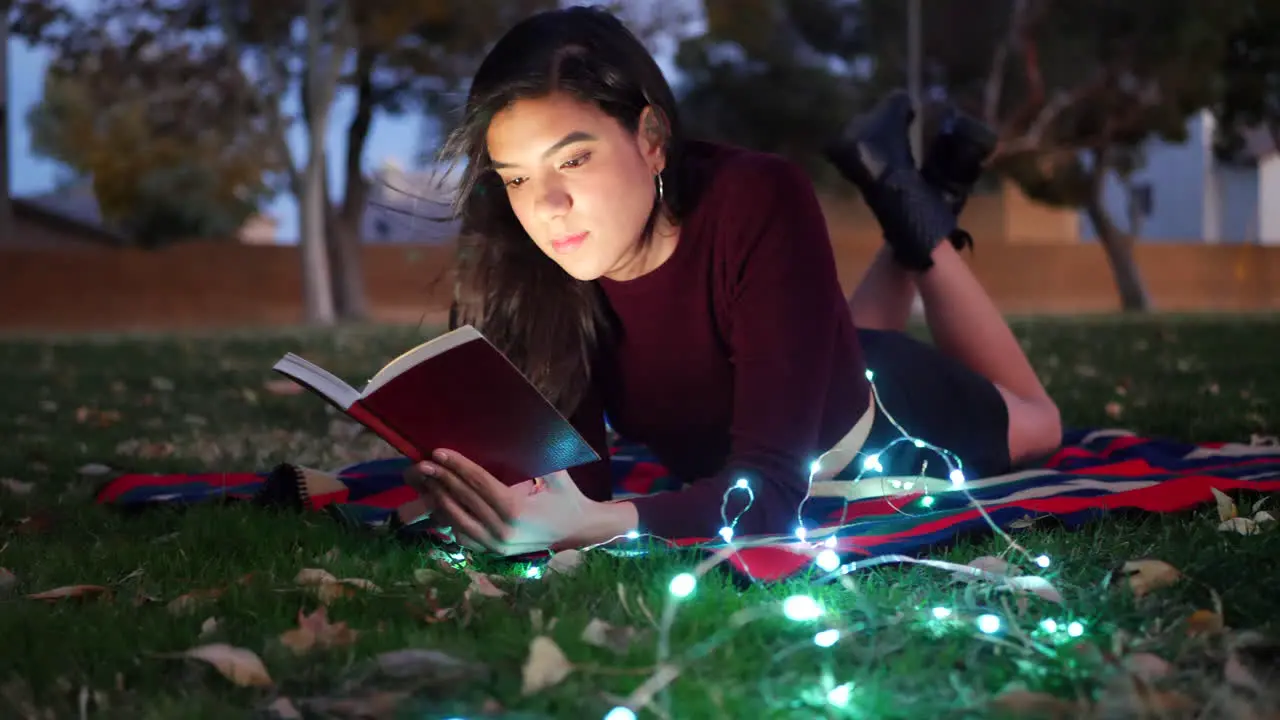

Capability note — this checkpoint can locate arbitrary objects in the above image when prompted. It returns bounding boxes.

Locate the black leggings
[853,328,1012,480]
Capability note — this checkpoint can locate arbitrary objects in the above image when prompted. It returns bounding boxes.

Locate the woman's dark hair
[438,5,696,415]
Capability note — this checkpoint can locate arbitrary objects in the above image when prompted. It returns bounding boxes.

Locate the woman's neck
[602,213,681,282]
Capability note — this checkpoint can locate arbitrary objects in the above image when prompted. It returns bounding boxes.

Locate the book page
[273,354,362,410]
[363,324,483,396]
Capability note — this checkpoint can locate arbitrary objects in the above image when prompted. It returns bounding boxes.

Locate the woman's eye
[505,177,526,189]
[561,152,591,169]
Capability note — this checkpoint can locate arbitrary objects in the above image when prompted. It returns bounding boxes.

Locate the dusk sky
[6,1,698,241]
[7,34,431,242]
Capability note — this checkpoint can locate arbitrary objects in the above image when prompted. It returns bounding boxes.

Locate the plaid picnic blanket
[94,428,1280,582]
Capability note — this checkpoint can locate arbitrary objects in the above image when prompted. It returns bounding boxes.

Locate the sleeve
[626,156,870,539]
[565,383,614,502]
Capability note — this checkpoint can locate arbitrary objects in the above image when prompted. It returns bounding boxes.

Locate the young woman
[405,6,1061,555]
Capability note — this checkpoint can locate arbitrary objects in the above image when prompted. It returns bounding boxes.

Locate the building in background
[1083,110,1280,244]
[7,179,279,247]
[361,160,461,245]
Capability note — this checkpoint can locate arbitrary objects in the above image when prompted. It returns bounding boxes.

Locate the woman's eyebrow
[491,131,598,170]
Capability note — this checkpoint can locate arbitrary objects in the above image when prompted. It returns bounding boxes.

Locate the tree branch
[216,0,299,194]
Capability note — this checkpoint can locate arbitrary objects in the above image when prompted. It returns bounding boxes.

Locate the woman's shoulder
[687,140,814,202]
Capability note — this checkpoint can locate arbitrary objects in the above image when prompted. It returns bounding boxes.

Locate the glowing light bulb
[1067,621,1084,637]
[1035,555,1051,568]
[949,469,965,486]
[823,536,837,548]
[524,565,542,579]
[782,595,823,622]
[815,549,841,571]
[932,606,953,620]
[813,629,840,647]
[977,614,1001,634]
[863,454,882,472]
[794,526,808,541]
[827,683,853,707]
[718,526,734,542]
[668,573,696,598]
[735,477,749,489]
[865,369,875,380]
[913,438,925,448]
[809,460,821,474]
[625,530,640,539]
[1040,618,1058,633]
[603,707,637,720]
[921,495,935,508]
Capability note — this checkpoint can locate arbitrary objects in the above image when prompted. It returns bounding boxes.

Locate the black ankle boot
[824,90,958,272]
[920,104,997,253]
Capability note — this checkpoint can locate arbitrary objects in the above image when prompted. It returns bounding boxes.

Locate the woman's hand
[406,449,628,556]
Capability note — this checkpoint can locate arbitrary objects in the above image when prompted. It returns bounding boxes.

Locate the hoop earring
[655,172,665,206]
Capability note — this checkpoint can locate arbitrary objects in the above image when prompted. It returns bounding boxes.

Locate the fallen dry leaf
[1185,609,1225,636]
[266,697,302,719]
[76,463,113,477]
[1121,560,1182,598]
[162,643,274,687]
[1218,517,1261,535]
[295,568,338,585]
[1209,487,1238,522]
[1,478,34,495]
[264,379,304,396]
[990,688,1085,718]
[26,585,110,602]
[581,618,641,655]
[546,549,584,575]
[294,568,380,604]
[279,608,359,655]
[521,636,573,695]
[167,588,223,615]
[1123,653,1173,681]
[960,555,1012,577]
[465,570,506,599]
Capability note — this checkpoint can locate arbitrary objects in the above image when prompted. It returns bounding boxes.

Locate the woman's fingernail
[433,449,448,462]
[419,462,437,476]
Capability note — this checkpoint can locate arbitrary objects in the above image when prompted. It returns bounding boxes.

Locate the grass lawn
[2,315,1279,719]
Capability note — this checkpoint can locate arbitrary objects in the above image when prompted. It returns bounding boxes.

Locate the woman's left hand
[413,449,596,555]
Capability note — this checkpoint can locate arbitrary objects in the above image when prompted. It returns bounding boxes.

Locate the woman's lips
[551,231,588,254]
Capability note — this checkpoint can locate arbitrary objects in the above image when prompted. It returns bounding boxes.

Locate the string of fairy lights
[434,369,1078,719]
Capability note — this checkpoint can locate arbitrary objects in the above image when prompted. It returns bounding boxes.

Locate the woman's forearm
[572,499,640,547]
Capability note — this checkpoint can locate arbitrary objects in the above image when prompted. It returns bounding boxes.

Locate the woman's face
[485,92,667,281]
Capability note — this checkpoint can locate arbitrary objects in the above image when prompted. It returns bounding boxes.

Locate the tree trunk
[328,48,376,321]
[299,154,335,323]
[297,0,339,324]
[0,11,13,244]
[1084,194,1150,312]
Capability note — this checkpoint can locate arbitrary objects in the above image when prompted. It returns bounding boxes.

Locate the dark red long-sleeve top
[567,141,872,539]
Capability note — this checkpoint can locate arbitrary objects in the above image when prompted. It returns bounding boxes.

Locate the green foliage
[678,0,1280,209]
[23,5,281,245]
[673,0,868,188]
[125,164,266,249]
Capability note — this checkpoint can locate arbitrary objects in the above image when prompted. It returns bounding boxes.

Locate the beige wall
[3,212,108,250]
[2,231,1277,333]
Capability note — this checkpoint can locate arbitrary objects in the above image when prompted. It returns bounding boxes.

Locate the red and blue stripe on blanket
[94,429,1280,582]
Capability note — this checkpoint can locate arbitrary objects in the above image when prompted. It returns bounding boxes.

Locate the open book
[271,325,600,486]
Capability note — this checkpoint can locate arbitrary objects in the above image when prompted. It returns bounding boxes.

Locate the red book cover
[271,325,600,486]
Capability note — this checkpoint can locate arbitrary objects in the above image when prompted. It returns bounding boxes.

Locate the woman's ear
[637,105,670,172]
